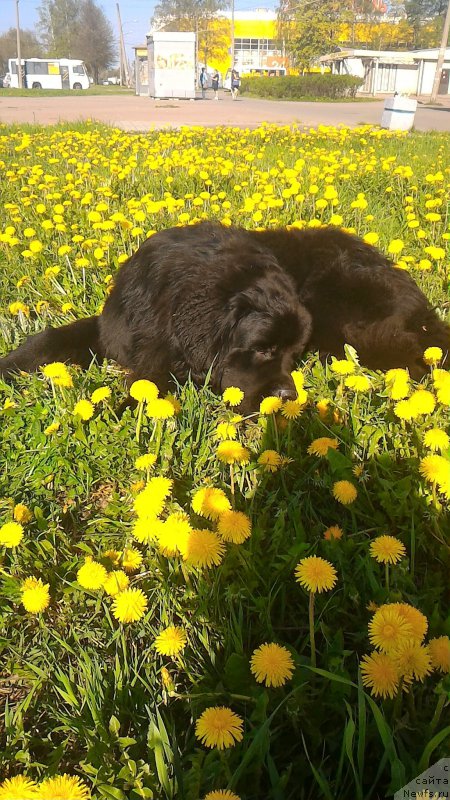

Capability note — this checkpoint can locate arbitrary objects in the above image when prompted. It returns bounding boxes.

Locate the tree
[152,0,229,72]
[0,28,43,74]
[278,0,354,70]
[404,0,448,45]
[37,0,117,80]
[73,0,116,83]
[37,0,80,56]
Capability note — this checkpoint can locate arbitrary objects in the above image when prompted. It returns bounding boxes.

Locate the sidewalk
[1,92,449,131]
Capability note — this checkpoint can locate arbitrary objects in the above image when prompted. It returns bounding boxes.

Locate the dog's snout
[273,386,297,402]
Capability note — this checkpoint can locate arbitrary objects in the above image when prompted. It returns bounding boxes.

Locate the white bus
[8,58,90,90]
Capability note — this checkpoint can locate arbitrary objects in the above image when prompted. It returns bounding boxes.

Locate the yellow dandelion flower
[223,387,244,406]
[195,706,244,750]
[21,578,50,613]
[154,625,187,656]
[433,369,450,389]
[281,400,302,419]
[132,517,165,544]
[37,774,90,799]
[295,556,337,593]
[147,397,175,419]
[257,450,282,472]
[112,588,148,623]
[331,360,355,376]
[423,428,449,452]
[90,386,111,404]
[392,641,432,682]
[387,379,410,401]
[44,421,60,435]
[0,521,24,548]
[41,361,73,388]
[259,396,283,415]
[390,603,428,643]
[344,375,372,392]
[103,570,129,596]
[215,422,238,441]
[192,487,231,520]
[217,510,251,544]
[13,503,33,524]
[77,558,107,590]
[370,535,406,565]
[394,399,417,420]
[307,437,339,457]
[250,642,295,687]
[409,389,436,415]
[216,440,250,465]
[184,529,225,567]
[388,238,404,256]
[129,379,158,402]
[332,480,357,505]
[291,369,304,394]
[165,393,182,414]
[158,513,192,557]
[428,636,450,673]
[423,347,443,365]
[368,606,413,652]
[204,791,241,800]
[360,652,399,698]
[0,775,39,799]
[121,547,143,572]
[419,455,450,487]
[324,525,343,540]
[437,384,450,405]
[385,367,409,385]
[134,477,173,518]
[135,453,157,471]
[73,400,94,421]
[316,398,331,420]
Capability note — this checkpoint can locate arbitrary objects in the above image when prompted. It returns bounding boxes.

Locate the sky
[0,0,277,62]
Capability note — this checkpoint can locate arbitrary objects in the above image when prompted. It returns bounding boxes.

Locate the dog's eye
[257,346,277,359]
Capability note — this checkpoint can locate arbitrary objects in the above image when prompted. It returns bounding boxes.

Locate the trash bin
[381,95,417,131]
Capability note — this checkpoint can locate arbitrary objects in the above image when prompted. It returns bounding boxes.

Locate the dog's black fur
[1,222,448,412]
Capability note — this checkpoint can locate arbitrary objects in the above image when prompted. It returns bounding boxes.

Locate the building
[320,47,450,96]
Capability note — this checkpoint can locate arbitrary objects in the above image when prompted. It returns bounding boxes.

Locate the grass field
[0,122,449,800]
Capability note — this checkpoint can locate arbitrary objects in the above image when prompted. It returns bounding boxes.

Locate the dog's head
[215,264,312,413]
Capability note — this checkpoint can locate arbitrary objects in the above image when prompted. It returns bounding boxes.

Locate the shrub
[240,74,363,100]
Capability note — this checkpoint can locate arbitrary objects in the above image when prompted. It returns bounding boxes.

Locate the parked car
[0,73,11,88]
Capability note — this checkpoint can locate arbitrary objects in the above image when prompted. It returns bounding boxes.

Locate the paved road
[1,92,449,131]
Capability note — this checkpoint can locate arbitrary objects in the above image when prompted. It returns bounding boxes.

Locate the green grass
[0,121,449,800]
[0,85,134,97]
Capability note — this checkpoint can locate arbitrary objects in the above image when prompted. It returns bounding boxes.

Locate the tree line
[0,0,116,83]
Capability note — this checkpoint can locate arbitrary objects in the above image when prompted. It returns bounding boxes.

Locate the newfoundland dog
[1,222,448,412]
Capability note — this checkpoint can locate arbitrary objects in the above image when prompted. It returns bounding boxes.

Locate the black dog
[0,222,448,412]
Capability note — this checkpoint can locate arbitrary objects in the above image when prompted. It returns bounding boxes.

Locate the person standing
[211,70,220,100]
[199,67,207,99]
[231,69,240,100]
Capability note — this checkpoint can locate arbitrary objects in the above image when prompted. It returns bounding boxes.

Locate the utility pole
[15,0,23,88]
[231,0,235,70]
[116,3,130,86]
[430,0,450,103]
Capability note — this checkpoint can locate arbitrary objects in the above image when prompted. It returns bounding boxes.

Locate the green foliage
[240,74,364,100]
[36,0,116,82]
[0,28,44,75]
